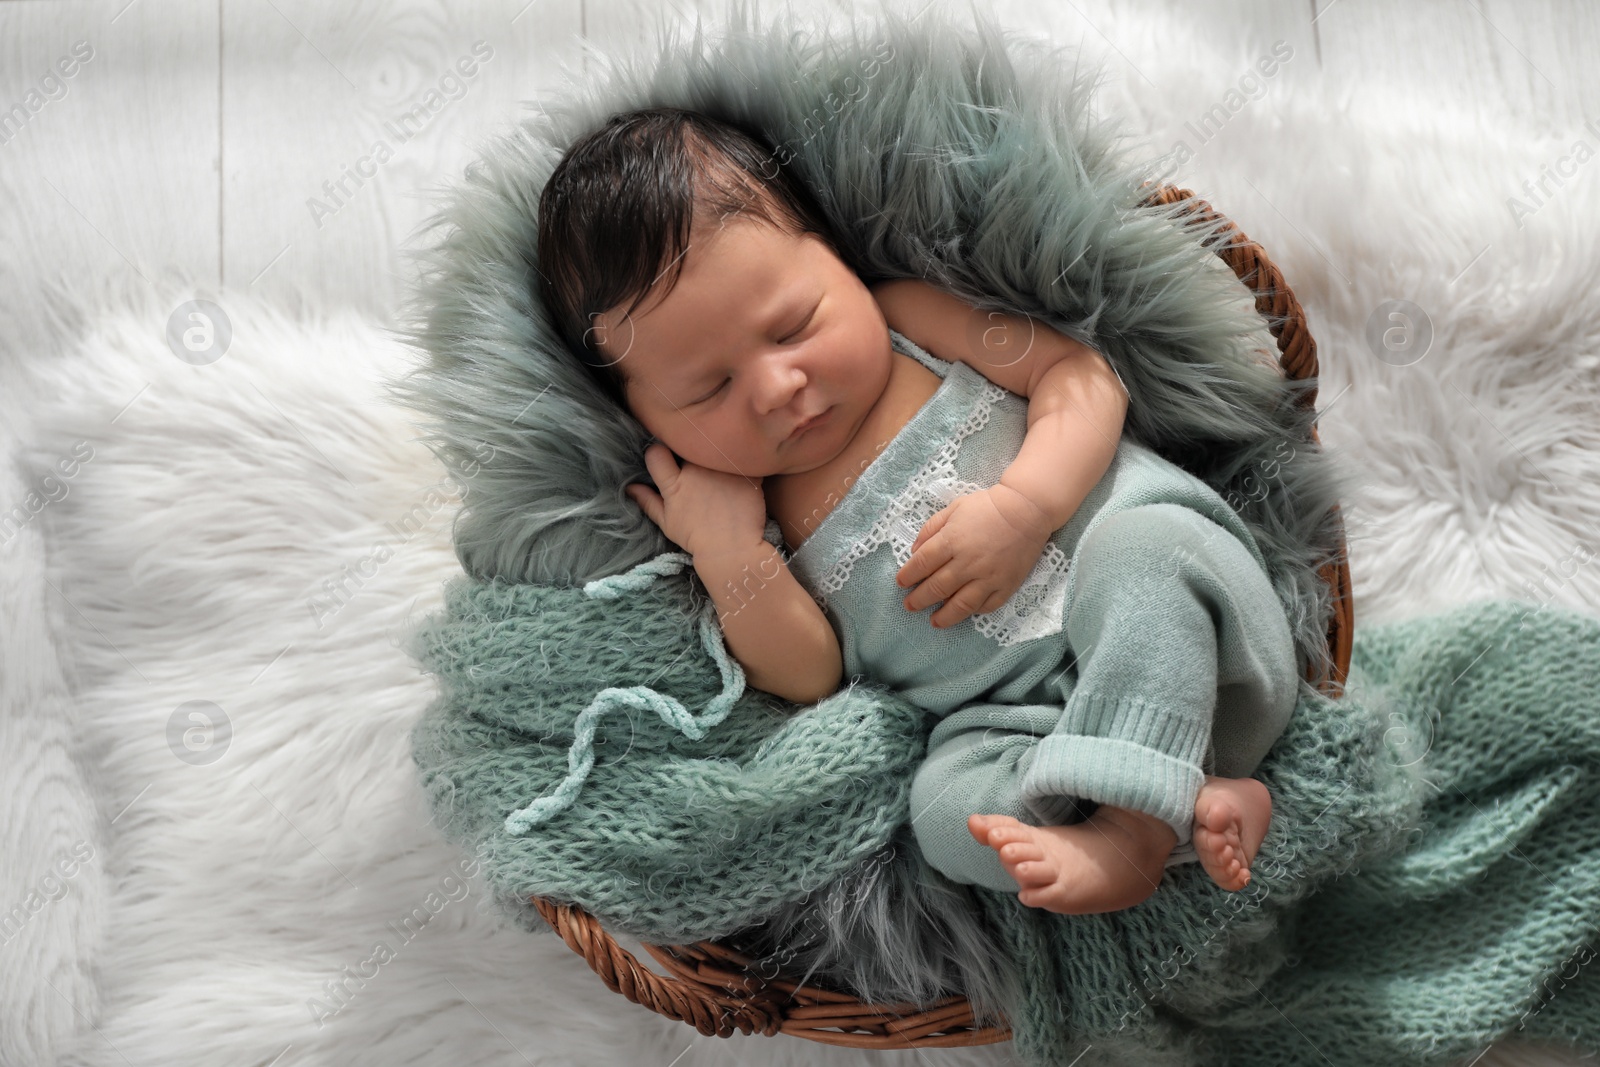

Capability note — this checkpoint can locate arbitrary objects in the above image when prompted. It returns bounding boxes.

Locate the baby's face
[593,215,893,480]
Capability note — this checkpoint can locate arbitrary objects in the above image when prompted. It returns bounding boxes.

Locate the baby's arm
[694,538,844,706]
[871,280,1129,628]
[627,444,842,706]
[1000,339,1128,532]
[873,279,1128,530]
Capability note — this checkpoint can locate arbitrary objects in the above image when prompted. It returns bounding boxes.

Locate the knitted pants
[907,503,1299,894]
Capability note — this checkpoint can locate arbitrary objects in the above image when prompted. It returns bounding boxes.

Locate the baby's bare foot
[968,812,1169,915]
[1191,776,1273,892]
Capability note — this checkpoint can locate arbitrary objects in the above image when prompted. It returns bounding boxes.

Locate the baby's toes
[1195,794,1237,835]
[1006,854,1058,889]
[968,813,1022,846]
[994,838,1056,888]
[982,823,1035,852]
[1205,822,1243,854]
[998,839,1045,865]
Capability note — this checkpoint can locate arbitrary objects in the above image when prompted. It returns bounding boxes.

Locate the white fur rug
[3,5,1598,1067]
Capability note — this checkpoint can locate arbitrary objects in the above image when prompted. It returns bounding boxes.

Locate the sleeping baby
[536,106,1300,915]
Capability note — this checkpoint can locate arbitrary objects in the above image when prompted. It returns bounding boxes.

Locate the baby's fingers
[896,548,934,591]
[642,442,679,477]
[897,528,953,590]
[900,553,959,611]
[927,580,997,629]
[909,505,951,554]
[626,482,665,528]
[903,555,972,616]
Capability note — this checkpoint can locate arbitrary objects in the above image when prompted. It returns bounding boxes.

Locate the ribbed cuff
[1018,692,1209,847]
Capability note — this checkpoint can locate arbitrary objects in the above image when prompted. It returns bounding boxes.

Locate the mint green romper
[762,330,1299,892]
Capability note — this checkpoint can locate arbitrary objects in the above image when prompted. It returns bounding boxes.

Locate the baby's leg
[969,805,1177,914]
[1016,503,1297,884]
[909,702,1086,895]
[1192,775,1273,891]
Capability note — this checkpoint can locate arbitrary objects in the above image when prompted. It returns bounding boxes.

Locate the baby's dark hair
[536,106,842,409]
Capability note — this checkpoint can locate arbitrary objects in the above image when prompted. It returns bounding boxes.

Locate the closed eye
[691,378,729,405]
[779,305,817,344]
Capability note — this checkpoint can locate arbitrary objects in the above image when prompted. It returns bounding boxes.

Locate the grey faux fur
[390,0,1352,1018]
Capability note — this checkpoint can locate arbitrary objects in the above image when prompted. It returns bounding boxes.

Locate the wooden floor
[1,0,1595,346]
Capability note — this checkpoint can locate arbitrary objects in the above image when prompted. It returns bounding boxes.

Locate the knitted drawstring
[502,550,745,835]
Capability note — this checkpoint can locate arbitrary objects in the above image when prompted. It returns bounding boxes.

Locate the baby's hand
[895,484,1054,629]
[626,443,768,558]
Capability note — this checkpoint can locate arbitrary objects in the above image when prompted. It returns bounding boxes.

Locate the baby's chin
[771,436,852,478]
[668,428,852,479]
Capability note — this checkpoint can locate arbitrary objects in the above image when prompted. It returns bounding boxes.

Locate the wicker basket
[529,185,1355,1049]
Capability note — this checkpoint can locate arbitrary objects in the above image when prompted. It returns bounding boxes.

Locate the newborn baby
[537,106,1299,915]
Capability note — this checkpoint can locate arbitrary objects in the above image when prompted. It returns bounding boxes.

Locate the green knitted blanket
[410,550,1600,1066]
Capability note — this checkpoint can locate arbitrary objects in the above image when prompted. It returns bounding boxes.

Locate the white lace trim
[812,380,1072,649]
[969,539,1073,647]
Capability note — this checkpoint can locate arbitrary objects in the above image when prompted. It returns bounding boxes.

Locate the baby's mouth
[788,407,830,441]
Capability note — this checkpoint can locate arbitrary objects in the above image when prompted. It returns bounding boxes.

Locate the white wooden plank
[222,0,582,316]
[1469,0,1600,130]
[581,0,857,70]
[1314,0,1599,135]
[0,0,219,355]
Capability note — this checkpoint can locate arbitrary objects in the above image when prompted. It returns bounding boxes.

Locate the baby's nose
[758,361,808,412]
